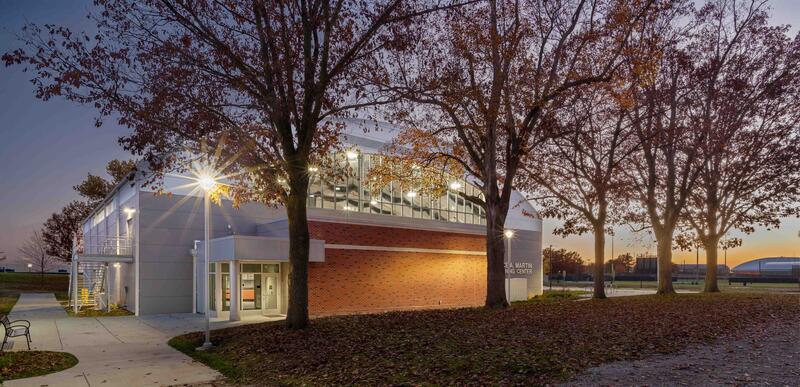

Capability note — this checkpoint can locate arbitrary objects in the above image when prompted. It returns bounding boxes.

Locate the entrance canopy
[200,235,325,263]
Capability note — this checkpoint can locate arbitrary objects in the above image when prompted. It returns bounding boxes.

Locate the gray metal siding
[136,193,283,315]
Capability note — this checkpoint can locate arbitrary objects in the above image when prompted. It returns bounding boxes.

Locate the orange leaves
[176,293,799,385]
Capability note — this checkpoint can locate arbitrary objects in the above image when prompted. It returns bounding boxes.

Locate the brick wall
[308,221,488,316]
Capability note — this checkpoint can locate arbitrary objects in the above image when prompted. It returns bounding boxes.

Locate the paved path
[553,286,697,298]
[563,319,800,386]
[4,293,278,387]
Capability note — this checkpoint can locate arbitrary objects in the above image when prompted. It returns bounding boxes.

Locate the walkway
[553,286,697,298]
[4,293,280,387]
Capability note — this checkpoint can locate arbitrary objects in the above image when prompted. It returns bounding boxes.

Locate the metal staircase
[70,235,133,312]
[68,261,108,310]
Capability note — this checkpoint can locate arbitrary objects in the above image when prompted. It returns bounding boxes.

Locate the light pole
[504,229,514,301]
[197,173,217,351]
[547,244,553,290]
[695,245,700,285]
[27,263,32,272]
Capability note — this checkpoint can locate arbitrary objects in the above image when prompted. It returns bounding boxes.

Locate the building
[70,120,543,319]
[674,263,730,276]
[731,257,800,280]
[634,255,658,274]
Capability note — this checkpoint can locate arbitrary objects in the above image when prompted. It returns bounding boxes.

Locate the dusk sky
[1,0,798,270]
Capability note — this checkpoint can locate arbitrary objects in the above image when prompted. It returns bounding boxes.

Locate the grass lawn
[553,279,800,293]
[0,273,69,294]
[0,351,78,382]
[170,293,799,385]
[0,293,20,315]
[1,273,68,316]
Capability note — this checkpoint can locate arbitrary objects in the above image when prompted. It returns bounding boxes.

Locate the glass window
[241,273,260,310]
[221,263,230,273]
[222,274,230,311]
[208,274,216,311]
[242,264,261,273]
[305,151,487,225]
[262,264,280,273]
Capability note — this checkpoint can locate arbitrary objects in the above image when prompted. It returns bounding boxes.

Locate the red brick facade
[307,221,488,316]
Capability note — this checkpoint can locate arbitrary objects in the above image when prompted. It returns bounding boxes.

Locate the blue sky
[0,0,798,269]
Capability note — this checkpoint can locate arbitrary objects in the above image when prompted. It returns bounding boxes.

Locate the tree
[543,247,584,278]
[522,86,641,299]
[41,159,135,262]
[625,1,703,294]
[374,0,655,308]
[19,231,59,287]
[606,253,634,273]
[4,0,465,329]
[42,201,93,262]
[681,0,800,292]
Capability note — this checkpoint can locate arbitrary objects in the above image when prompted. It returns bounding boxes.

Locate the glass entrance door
[261,274,279,315]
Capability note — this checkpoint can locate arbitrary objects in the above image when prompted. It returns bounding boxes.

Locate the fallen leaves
[0,351,78,381]
[174,293,799,386]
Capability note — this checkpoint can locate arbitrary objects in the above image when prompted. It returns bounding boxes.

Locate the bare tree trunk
[485,204,508,309]
[285,162,310,329]
[593,224,607,299]
[703,237,720,292]
[655,232,675,294]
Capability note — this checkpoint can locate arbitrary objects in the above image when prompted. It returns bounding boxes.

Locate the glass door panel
[241,273,260,310]
[262,274,279,314]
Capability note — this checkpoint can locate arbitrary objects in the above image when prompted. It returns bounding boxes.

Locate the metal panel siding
[139,262,193,280]
[139,296,193,314]
[135,193,284,315]
[139,279,194,297]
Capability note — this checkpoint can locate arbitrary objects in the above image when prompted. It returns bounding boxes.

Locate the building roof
[732,257,800,273]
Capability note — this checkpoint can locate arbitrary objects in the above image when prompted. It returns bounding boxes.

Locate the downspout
[192,241,199,314]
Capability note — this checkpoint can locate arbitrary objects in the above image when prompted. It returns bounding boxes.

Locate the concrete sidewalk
[4,293,280,387]
[553,286,697,298]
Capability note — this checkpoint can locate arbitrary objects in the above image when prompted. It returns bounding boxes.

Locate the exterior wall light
[449,181,462,190]
[346,150,358,160]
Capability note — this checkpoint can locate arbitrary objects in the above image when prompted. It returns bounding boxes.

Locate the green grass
[0,273,68,316]
[0,272,69,293]
[0,351,78,381]
[0,292,20,315]
[516,290,589,303]
[552,279,799,293]
[168,336,242,380]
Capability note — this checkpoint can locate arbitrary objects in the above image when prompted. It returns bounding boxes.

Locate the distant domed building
[731,257,800,280]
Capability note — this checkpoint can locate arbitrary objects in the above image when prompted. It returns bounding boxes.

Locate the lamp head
[198,175,217,191]
[504,229,515,239]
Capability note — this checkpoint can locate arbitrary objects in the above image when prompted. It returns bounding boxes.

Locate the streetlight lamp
[197,170,217,351]
[27,263,32,272]
[504,229,514,301]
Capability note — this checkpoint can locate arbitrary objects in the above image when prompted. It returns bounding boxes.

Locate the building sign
[505,261,534,276]
[502,230,542,279]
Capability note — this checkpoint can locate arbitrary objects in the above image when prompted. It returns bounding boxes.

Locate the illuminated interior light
[346,150,358,160]
[406,191,418,198]
[449,181,462,190]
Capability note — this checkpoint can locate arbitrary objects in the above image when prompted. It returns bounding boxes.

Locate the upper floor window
[307,153,486,225]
